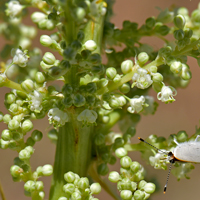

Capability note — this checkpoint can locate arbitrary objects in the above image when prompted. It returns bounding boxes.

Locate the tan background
[1,0,200,199]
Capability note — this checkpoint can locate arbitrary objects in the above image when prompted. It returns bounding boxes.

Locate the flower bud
[21,79,34,93]
[184,28,193,38]
[174,14,186,29]
[35,72,46,83]
[120,190,132,200]
[58,197,68,200]
[115,147,127,158]
[42,164,53,176]
[26,137,35,146]
[78,177,89,190]
[120,156,132,168]
[181,63,192,80]
[154,23,170,36]
[31,130,43,142]
[64,171,75,183]
[63,47,76,60]
[138,180,146,189]
[62,97,73,108]
[106,67,117,80]
[24,180,36,193]
[35,181,44,191]
[47,129,58,142]
[77,31,85,42]
[97,163,109,176]
[149,66,157,73]
[0,139,9,149]
[1,129,12,141]
[19,149,31,160]
[21,120,33,133]
[133,190,145,200]
[90,183,101,194]
[8,119,20,130]
[63,183,75,195]
[94,133,105,146]
[121,60,133,74]
[177,130,188,142]
[108,171,120,183]
[0,112,3,122]
[119,83,130,94]
[10,165,23,178]
[3,114,12,123]
[40,35,53,47]
[75,7,86,21]
[42,52,56,65]
[152,73,163,82]
[144,183,156,194]
[46,20,55,30]
[173,29,185,40]
[71,40,82,51]
[138,52,149,65]
[71,191,82,200]
[5,93,16,104]
[31,12,46,23]
[73,93,86,107]
[84,40,97,51]
[170,61,182,74]
[130,161,141,173]
[145,17,156,29]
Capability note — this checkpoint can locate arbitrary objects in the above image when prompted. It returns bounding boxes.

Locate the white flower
[29,90,43,112]
[77,109,97,125]
[48,108,69,127]
[12,48,29,67]
[127,96,145,113]
[84,40,97,51]
[149,151,168,169]
[6,1,24,18]
[157,85,177,103]
[132,68,153,89]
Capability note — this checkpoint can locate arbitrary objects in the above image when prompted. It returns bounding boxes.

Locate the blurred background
[1,0,200,199]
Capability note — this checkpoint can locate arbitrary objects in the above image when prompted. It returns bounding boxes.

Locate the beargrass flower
[132,68,153,89]
[127,96,146,113]
[29,90,43,112]
[157,85,177,103]
[77,109,97,125]
[149,151,168,169]
[6,1,24,18]
[48,108,69,127]
[12,48,29,67]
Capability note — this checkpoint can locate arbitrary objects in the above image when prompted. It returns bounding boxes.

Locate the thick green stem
[49,108,93,199]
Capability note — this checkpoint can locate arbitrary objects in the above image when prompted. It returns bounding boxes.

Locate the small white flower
[132,68,153,89]
[48,108,69,127]
[77,109,98,125]
[149,151,168,169]
[29,90,43,112]
[6,1,24,18]
[12,48,29,67]
[157,85,177,103]
[127,96,145,113]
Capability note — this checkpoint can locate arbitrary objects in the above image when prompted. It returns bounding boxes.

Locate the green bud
[3,114,11,123]
[145,17,156,29]
[40,61,53,71]
[42,164,53,176]
[119,83,130,94]
[138,52,149,65]
[24,180,36,193]
[113,137,124,149]
[9,103,19,114]
[40,35,53,47]
[130,161,141,173]
[134,171,144,182]
[125,127,136,137]
[108,171,120,183]
[173,29,185,40]
[152,73,163,82]
[149,66,157,73]
[71,191,82,200]
[97,163,109,176]
[78,177,89,190]
[90,183,101,194]
[39,191,45,199]
[1,129,12,141]
[152,82,163,93]
[75,7,86,21]
[63,183,75,195]
[91,64,105,75]
[35,181,44,191]
[120,156,132,168]
[42,52,56,65]
[143,183,156,194]
[73,93,86,107]
[174,15,186,29]
[63,47,76,60]
[0,139,9,149]
[88,53,101,65]
[62,84,73,95]
[181,63,192,80]
[63,97,73,108]
[21,120,33,133]
[177,130,188,142]
[184,28,193,38]
[38,19,48,29]
[121,60,133,74]
[94,133,105,146]
[26,137,35,146]
[31,130,43,142]
[5,93,16,104]
[73,174,80,186]
[13,131,23,141]
[170,61,182,74]
[133,190,145,200]
[106,67,117,80]
[8,119,20,131]
[115,147,127,158]
[131,182,137,191]
[36,166,43,176]
[86,82,97,93]
[10,165,23,178]
[138,180,146,189]
[58,197,68,200]
[19,147,33,160]
[84,40,97,51]
[154,23,170,36]
[120,190,132,200]
[64,171,75,183]
[71,40,82,51]
[46,20,55,30]
[0,112,3,122]
[77,31,85,42]
[21,79,34,93]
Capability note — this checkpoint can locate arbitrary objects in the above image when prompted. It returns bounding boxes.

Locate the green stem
[0,181,6,200]
[49,108,93,199]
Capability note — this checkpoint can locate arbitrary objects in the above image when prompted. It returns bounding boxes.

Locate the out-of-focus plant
[1,0,200,199]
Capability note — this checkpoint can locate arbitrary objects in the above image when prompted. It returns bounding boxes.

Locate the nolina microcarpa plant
[1,0,200,199]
